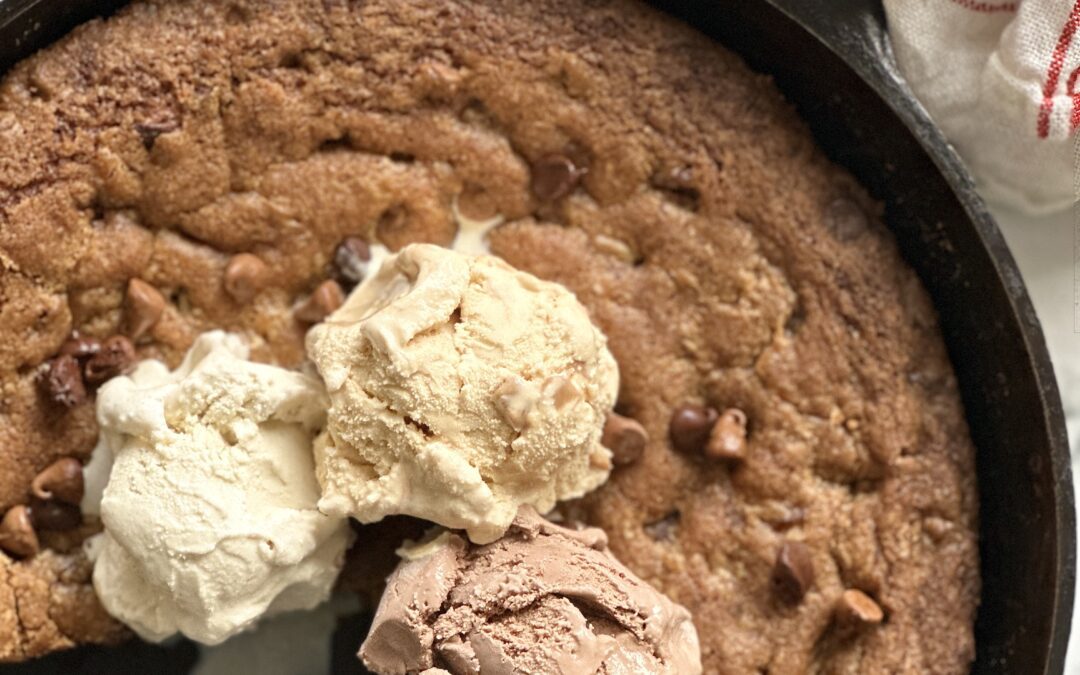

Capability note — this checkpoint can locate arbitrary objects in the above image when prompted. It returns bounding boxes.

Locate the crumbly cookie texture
[0,0,978,671]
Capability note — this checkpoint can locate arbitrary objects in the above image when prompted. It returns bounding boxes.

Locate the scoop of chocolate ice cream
[360,508,701,674]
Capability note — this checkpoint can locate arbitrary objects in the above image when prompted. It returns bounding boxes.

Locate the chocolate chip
[124,278,166,340]
[836,589,884,626]
[42,355,87,408]
[0,505,39,559]
[669,404,718,454]
[531,154,583,202]
[31,458,84,505]
[223,253,269,303]
[58,334,101,361]
[84,335,136,386]
[772,541,815,604]
[134,119,178,150]
[333,237,372,285]
[295,280,345,323]
[706,408,748,461]
[602,412,649,466]
[29,499,82,532]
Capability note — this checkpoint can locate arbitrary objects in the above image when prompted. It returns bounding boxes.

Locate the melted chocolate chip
[602,412,649,466]
[772,541,815,604]
[531,154,583,202]
[333,237,373,286]
[42,355,87,408]
[29,499,82,532]
[58,334,101,361]
[84,335,136,386]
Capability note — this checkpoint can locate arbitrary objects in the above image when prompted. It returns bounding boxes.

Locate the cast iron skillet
[0,0,1074,673]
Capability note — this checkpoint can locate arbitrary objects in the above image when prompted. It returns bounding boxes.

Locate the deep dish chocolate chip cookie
[0,0,978,671]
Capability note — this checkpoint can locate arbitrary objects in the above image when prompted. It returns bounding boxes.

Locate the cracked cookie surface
[0,0,978,671]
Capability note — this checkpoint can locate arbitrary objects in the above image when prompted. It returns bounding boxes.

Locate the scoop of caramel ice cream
[307,244,618,544]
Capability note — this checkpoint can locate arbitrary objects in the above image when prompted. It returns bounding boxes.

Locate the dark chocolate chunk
[669,404,718,454]
[42,355,87,408]
[772,541,815,604]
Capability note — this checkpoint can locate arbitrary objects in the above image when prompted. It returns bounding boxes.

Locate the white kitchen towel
[884,0,1080,214]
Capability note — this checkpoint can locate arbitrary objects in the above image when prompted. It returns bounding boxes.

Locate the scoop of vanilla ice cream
[90,331,351,645]
[307,244,618,544]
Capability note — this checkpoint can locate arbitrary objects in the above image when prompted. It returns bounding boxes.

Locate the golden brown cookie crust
[0,0,978,670]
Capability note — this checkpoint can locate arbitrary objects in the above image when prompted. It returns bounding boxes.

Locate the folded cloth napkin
[884,0,1079,214]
